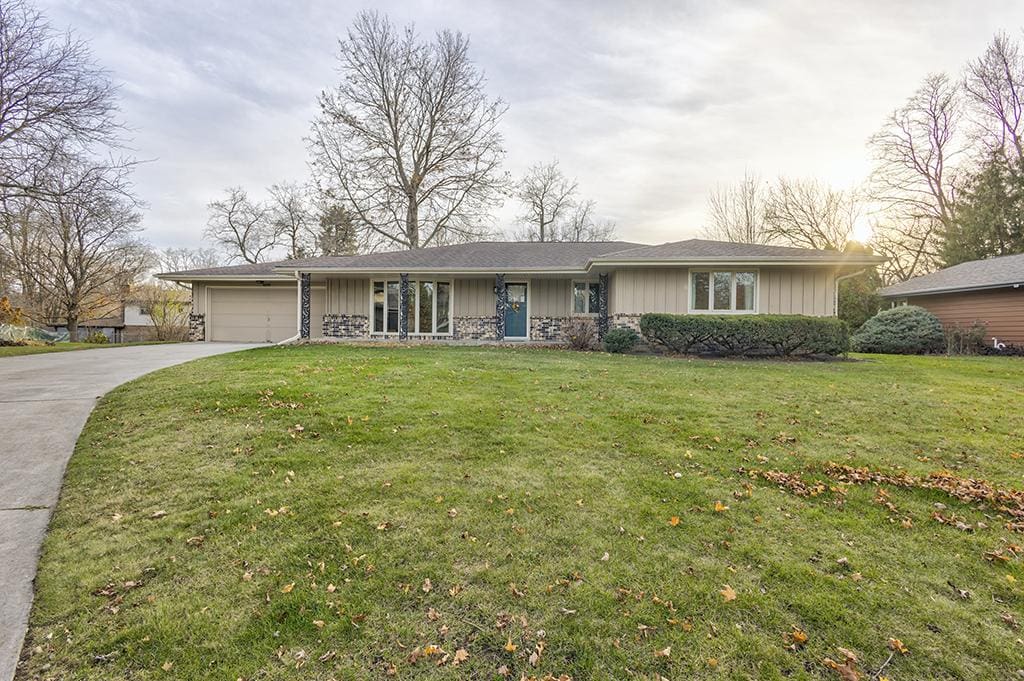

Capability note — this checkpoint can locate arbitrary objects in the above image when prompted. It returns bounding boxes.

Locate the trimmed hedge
[640,313,850,357]
[603,327,639,353]
[850,305,944,354]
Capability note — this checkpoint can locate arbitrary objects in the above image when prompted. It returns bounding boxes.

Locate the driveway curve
[0,342,259,681]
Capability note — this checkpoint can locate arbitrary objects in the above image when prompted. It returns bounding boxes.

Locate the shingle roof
[281,241,643,271]
[158,260,289,279]
[157,239,883,280]
[594,238,882,263]
[879,252,1024,297]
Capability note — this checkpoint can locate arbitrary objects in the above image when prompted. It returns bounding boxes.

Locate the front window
[572,281,601,314]
[372,279,452,334]
[690,270,757,313]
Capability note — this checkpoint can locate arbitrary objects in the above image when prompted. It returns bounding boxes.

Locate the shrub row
[639,313,850,357]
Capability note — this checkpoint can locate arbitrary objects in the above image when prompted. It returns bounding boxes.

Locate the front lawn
[19,347,1024,680]
[0,341,174,358]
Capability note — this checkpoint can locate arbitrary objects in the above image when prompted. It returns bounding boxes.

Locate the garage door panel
[209,288,296,342]
[208,286,326,342]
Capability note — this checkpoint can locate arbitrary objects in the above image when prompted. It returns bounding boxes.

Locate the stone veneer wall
[188,313,205,341]
[610,313,643,333]
[453,316,498,340]
[530,316,571,342]
[323,314,369,338]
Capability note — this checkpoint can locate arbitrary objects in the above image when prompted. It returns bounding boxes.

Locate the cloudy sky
[38,0,1024,250]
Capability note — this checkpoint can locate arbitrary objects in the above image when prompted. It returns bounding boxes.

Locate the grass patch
[0,341,176,358]
[18,347,1024,680]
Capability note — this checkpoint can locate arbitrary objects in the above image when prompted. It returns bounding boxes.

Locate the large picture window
[372,279,452,334]
[690,270,757,313]
[572,280,601,315]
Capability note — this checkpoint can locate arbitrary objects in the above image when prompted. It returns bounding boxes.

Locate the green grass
[0,341,175,357]
[18,347,1024,680]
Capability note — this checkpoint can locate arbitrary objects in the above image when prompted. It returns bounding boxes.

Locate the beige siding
[454,278,494,317]
[191,281,297,316]
[192,283,206,314]
[610,268,689,314]
[530,278,572,317]
[326,278,369,315]
[758,267,834,316]
[609,266,836,317]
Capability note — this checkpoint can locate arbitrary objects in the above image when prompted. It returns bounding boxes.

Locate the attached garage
[206,286,324,342]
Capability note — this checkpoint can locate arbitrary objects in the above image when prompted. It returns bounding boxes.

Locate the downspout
[278,270,301,345]
[833,269,867,317]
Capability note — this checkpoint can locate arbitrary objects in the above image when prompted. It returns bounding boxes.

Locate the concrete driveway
[0,342,259,681]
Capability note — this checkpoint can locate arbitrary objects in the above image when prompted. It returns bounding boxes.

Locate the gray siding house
[158,239,882,343]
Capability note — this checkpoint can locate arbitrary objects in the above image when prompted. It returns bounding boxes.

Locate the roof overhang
[272,266,591,276]
[588,257,885,268]
[155,273,293,282]
[879,281,1024,298]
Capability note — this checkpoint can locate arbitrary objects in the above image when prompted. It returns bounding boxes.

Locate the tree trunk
[67,314,79,342]
[406,199,419,249]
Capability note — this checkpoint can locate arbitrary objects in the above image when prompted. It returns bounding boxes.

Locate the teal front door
[504,283,528,339]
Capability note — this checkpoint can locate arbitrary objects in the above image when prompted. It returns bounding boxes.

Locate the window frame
[369,278,454,336]
[571,279,601,316]
[688,268,759,314]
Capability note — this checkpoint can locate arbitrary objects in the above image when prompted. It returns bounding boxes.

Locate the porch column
[597,272,609,339]
[299,272,311,339]
[495,273,506,340]
[399,273,410,340]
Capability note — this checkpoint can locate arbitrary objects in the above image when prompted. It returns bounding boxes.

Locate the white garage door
[208,287,325,342]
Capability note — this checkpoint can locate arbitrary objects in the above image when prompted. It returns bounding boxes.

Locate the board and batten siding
[454,278,493,317]
[610,269,690,314]
[610,267,837,316]
[906,288,1024,344]
[530,278,572,317]
[325,278,369,316]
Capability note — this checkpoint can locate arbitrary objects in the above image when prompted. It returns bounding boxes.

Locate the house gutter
[834,268,867,316]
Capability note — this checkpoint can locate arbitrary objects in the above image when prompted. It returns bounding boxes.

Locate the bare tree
[29,158,148,341]
[204,187,279,263]
[268,182,315,258]
[155,246,222,274]
[701,171,772,244]
[514,160,578,242]
[867,73,963,281]
[132,283,188,340]
[563,200,617,242]
[965,31,1024,163]
[0,0,124,202]
[871,216,941,284]
[309,11,508,250]
[763,178,858,250]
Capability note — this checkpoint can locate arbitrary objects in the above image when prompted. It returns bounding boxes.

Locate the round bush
[84,331,110,344]
[603,327,639,353]
[850,305,944,354]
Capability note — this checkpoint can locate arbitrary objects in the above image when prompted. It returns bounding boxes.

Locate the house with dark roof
[157,239,882,343]
[879,253,1024,345]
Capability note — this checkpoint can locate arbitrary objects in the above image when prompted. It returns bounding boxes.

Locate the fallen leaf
[281,582,295,594]
[714,501,729,512]
[720,584,737,602]
[422,578,432,593]
[669,516,680,526]
[161,661,173,671]
[452,648,469,666]
[887,637,908,655]
[654,646,671,658]
[504,637,517,653]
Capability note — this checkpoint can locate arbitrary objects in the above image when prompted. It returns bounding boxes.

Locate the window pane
[419,281,434,334]
[589,283,600,314]
[735,272,755,311]
[386,281,400,333]
[373,281,384,333]
[692,271,710,310]
[573,282,588,314]
[713,272,732,310]
[436,282,450,333]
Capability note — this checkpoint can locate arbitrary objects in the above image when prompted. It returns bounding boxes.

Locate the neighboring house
[157,239,883,344]
[879,253,1024,345]
[50,301,157,342]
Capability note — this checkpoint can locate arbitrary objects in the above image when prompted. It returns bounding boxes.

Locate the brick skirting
[323,314,369,338]
[453,316,498,340]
